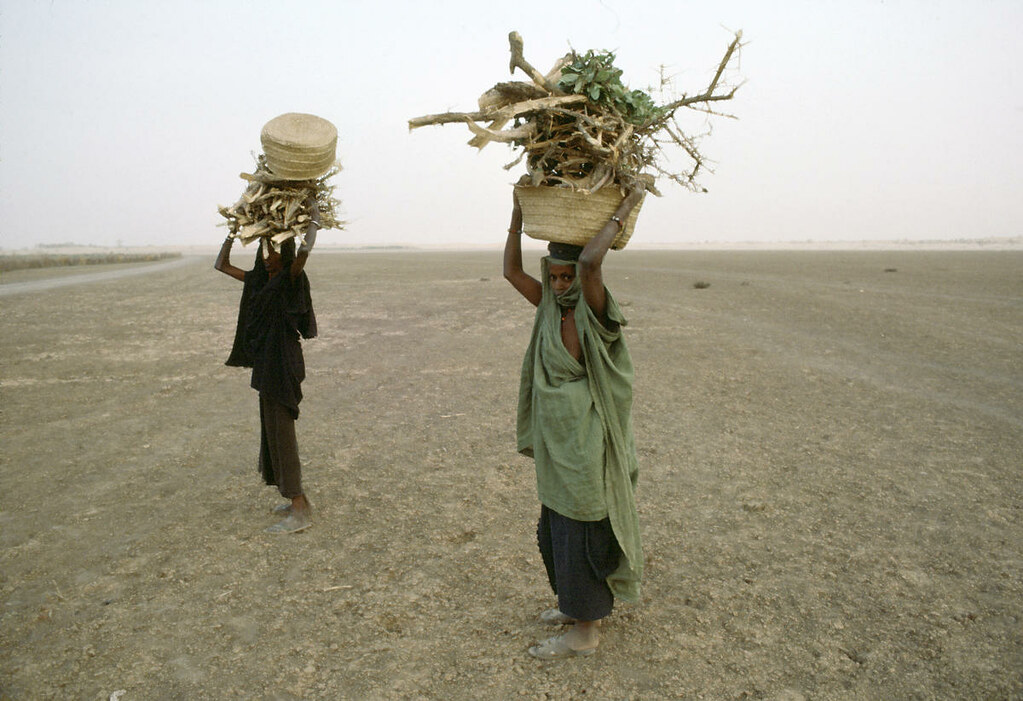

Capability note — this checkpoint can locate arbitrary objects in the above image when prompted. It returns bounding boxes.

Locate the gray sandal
[528,634,596,660]
[539,608,576,625]
[271,499,312,517]
[265,513,311,534]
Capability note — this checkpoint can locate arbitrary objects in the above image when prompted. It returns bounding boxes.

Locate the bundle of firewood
[218,155,342,247]
[409,31,743,196]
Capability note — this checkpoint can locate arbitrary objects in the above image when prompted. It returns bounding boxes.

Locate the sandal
[265,513,311,534]
[539,608,576,625]
[528,634,596,660]
[271,499,312,517]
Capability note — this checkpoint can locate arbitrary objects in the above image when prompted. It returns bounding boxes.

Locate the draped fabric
[225,248,268,369]
[536,505,619,621]
[225,247,316,419]
[517,257,642,602]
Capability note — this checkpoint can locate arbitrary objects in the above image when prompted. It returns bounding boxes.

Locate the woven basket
[260,113,337,181]
[514,185,644,250]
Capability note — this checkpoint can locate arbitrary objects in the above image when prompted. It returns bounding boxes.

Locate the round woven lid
[260,113,338,181]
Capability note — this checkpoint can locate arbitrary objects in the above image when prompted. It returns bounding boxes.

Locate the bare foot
[561,621,599,651]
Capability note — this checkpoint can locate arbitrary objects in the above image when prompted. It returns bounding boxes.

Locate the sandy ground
[0,249,1020,700]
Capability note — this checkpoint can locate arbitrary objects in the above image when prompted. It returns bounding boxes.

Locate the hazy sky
[1,0,1020,249]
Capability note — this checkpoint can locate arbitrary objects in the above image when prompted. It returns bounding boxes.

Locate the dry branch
[463,119,536,147]
[408,94,588,130]
[508,31,563,94]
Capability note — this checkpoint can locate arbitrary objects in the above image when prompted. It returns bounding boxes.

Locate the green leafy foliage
[557,50,664,126]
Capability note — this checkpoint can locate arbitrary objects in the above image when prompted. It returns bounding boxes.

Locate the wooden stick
[463,119,536,147]
[706,30,743,96]
[409,94,587,130]
[659,32,744,115]
[408,109,492,129]
[508,31,563,94]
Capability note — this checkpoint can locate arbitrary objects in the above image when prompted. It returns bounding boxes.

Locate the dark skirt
[536,505,622,621]
[258,394,303,499]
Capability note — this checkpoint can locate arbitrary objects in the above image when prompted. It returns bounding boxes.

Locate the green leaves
[557,50,663,126]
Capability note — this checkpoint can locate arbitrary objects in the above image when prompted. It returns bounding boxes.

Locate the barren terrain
[1,249,1020,700]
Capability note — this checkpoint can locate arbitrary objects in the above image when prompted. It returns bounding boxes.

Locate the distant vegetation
[0,251,181,273]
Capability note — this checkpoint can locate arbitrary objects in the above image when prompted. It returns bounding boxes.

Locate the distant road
[0,256,198,297]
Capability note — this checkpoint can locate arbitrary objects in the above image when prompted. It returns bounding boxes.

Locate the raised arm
[290,198,319,279]
[503,190,542,306]
[214,236,245,281]
[577,187,644,321]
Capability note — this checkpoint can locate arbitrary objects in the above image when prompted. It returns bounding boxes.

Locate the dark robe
[225,248,316,419]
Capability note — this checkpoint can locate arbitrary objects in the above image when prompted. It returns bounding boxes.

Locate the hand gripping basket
[514,184,645,251]
[260,113,338,181]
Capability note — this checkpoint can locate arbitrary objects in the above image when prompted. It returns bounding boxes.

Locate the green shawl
[517,257,643,603]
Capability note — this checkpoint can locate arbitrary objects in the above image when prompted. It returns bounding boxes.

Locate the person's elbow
[577,251,602,274]
[503,261,521,283]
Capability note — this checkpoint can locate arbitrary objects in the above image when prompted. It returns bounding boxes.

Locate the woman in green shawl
[504,186,644,659]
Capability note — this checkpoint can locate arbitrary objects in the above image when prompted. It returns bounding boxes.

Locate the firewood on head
[409,30,744,196]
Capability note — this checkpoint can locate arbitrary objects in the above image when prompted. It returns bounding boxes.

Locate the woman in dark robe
[215,209,318,533]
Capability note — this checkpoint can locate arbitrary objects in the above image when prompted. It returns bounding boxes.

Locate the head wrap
[544,242,583,306]
[547,241,583,263]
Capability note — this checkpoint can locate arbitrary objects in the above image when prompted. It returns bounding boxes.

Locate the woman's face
[548,263,576,296]
[263,244,283,275]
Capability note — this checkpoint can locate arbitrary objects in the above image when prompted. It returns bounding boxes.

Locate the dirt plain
[0,248,1020,700]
